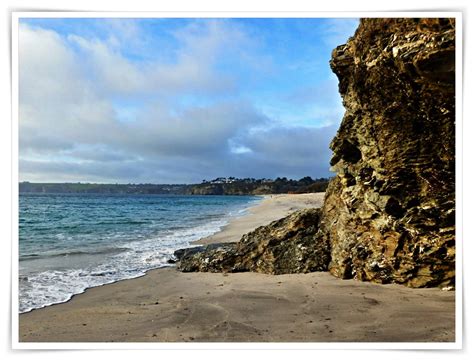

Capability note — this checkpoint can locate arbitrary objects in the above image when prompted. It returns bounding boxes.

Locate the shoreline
[18,192,455,343]
[18,193,267,314]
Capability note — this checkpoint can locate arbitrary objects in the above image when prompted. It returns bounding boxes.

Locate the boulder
[176,209,329,274]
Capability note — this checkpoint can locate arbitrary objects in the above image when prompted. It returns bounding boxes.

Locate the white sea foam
[19,216,230,313]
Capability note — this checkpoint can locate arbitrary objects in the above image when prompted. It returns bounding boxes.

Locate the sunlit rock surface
[321,18,455,287]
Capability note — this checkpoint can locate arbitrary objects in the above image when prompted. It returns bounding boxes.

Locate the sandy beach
[19,193,455,343]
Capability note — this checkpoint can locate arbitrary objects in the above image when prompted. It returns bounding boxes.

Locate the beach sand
[19,193,455,343]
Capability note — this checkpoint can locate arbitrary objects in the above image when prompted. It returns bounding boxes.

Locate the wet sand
[19,193,455,343]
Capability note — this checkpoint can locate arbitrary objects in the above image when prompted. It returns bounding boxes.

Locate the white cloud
[65,19,255,97]
[19,24,118,151]
[68,34,147,95]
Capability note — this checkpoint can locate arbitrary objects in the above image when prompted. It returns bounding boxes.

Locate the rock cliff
[175,18,455,288]
[322,18,455,287]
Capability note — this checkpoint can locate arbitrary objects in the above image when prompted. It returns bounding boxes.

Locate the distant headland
[19,176,330,196]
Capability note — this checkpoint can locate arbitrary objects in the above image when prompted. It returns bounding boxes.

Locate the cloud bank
[19,18,358,183]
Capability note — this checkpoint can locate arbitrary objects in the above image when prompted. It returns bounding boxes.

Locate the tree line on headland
[19,176,330,195]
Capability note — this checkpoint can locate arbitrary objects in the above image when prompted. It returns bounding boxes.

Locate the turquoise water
[19,193,261,313]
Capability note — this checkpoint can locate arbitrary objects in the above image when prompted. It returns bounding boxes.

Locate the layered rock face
[322,18,455,287]
[176,209,329,274]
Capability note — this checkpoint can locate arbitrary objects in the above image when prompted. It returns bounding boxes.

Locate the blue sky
[19,17,359,183]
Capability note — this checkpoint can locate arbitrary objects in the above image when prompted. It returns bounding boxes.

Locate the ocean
[18,193,261,313]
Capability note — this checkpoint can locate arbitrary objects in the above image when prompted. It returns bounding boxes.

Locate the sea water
[18,193,260,313]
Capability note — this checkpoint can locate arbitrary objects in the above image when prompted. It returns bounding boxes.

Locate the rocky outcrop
[321,18,455,287]
[176,209,329,274]
[175,18,455,288]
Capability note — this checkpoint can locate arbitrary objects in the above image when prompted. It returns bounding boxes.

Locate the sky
[18,17,359,184]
